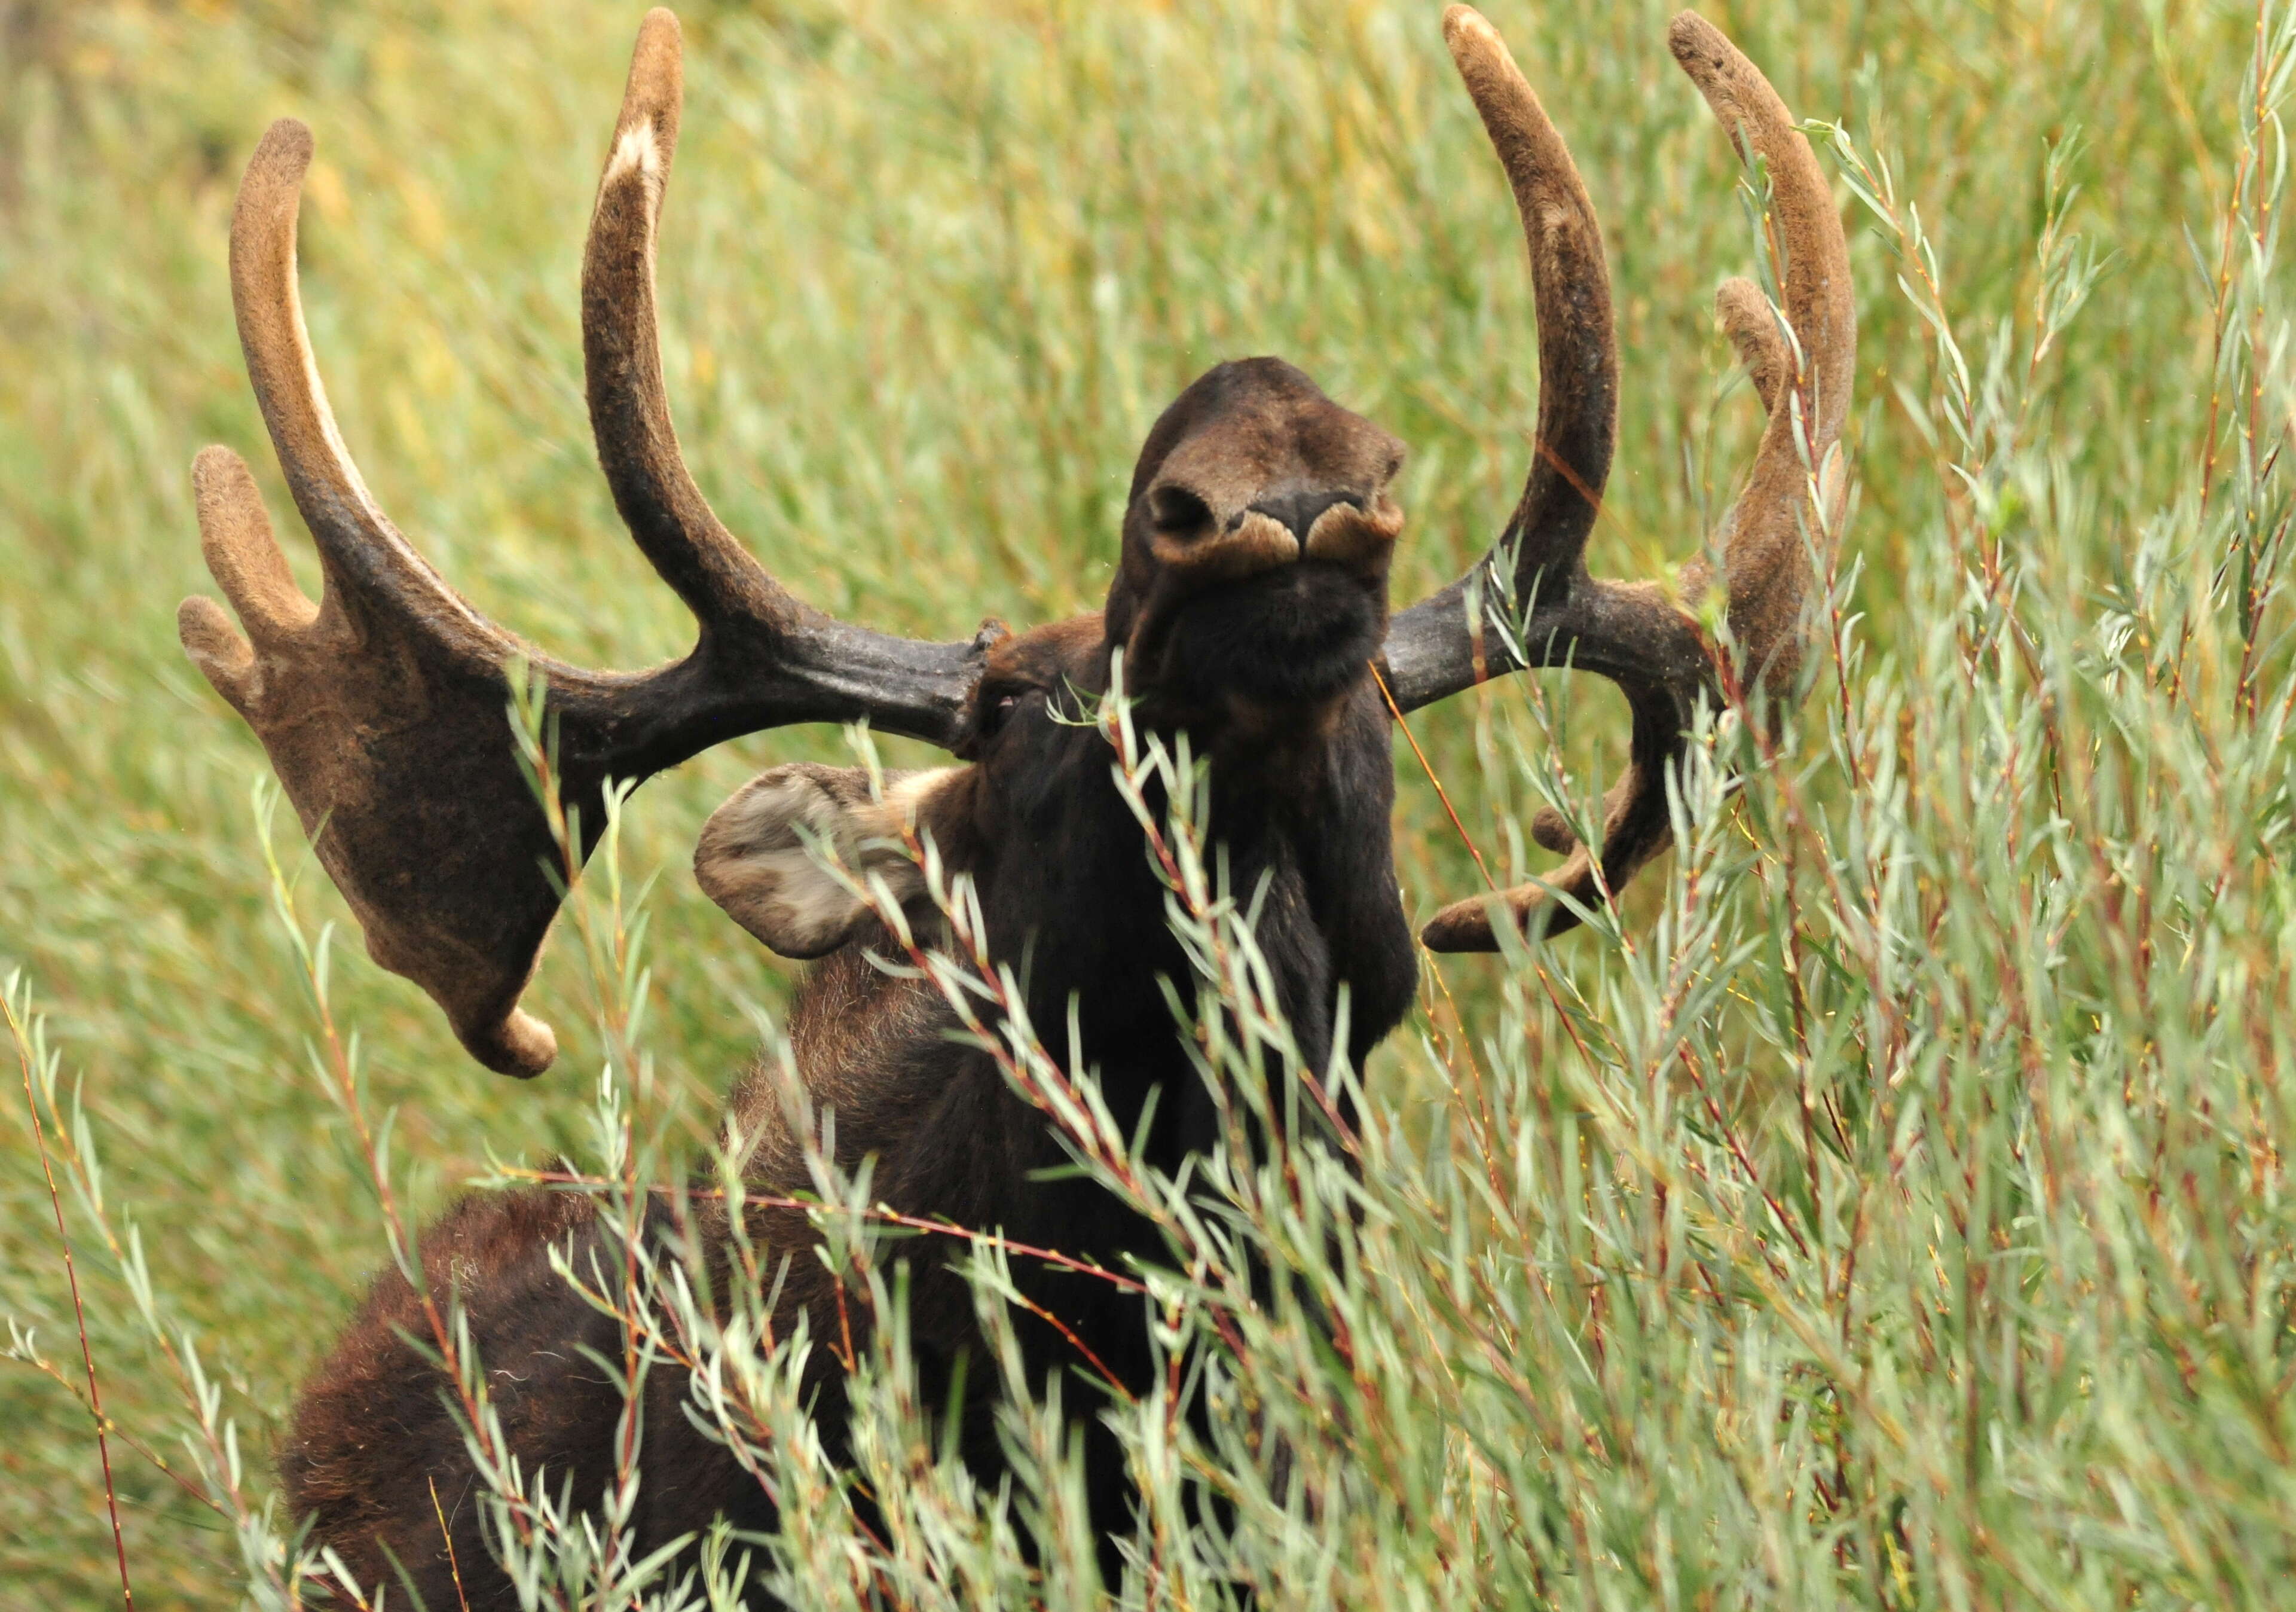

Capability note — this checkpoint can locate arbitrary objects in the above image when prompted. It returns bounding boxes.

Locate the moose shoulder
[178,5,1853,1604]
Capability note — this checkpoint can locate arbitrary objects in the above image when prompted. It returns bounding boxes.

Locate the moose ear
[695,764,957,958]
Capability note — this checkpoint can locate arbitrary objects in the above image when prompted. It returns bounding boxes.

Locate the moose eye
[975,690,1023,741]
[1147,486,1212,534]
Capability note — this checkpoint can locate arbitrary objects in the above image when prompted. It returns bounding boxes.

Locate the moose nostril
[1248,489,1360,539]
[1148,486,1213,533]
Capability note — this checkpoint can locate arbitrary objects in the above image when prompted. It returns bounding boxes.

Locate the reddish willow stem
[7,989,134,1610]
[1371,660,1497,895]
[501,1167,1148,1296]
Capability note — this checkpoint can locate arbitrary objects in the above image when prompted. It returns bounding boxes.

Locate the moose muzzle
[1146,485,1404,586]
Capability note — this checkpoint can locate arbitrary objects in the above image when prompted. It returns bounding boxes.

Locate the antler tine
[223,120,508,662]
[1418,597,1706,952]
[1411,9,1854,953]
[1669,12,1856,691]
[580,8,979,745]
[1383,5,1619,709]
[582,10,791,640]
[1714,275,1789,415]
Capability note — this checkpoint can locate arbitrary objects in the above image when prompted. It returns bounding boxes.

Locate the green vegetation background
[2,0,2289,1605]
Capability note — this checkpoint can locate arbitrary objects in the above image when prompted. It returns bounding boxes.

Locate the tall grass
[4,0,2294,1605]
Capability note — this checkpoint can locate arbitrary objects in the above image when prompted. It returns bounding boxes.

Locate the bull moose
[178,5,1854,1604]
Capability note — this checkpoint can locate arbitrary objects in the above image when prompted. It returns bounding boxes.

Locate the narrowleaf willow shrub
[7,0,2296,1606]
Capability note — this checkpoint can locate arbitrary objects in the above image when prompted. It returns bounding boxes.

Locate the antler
[1386,7,1855,951]
[179,9,986,1075]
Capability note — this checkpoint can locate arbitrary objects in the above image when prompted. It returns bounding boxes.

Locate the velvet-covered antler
[1383,8,1855,950]
[179,10,988,1074]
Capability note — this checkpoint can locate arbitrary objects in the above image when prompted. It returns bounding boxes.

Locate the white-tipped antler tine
[1413,9,1855,953]
[577,8,987,744]
[582,8,794,634]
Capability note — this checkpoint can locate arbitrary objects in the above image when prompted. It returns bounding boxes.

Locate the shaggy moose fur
[282,359,1421,1605]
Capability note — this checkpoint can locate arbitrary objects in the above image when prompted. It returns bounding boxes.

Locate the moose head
[690,353,1410,982]
[179,5,1852,1085]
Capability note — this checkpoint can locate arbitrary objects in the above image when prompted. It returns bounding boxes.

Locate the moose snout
[1147,483,1403,585]
[1248,488,1359,538]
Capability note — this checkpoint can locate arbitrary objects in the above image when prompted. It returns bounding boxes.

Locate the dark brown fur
[285,358,1421,1607]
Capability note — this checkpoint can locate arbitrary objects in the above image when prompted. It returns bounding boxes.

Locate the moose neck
[964,652,1416,1162]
